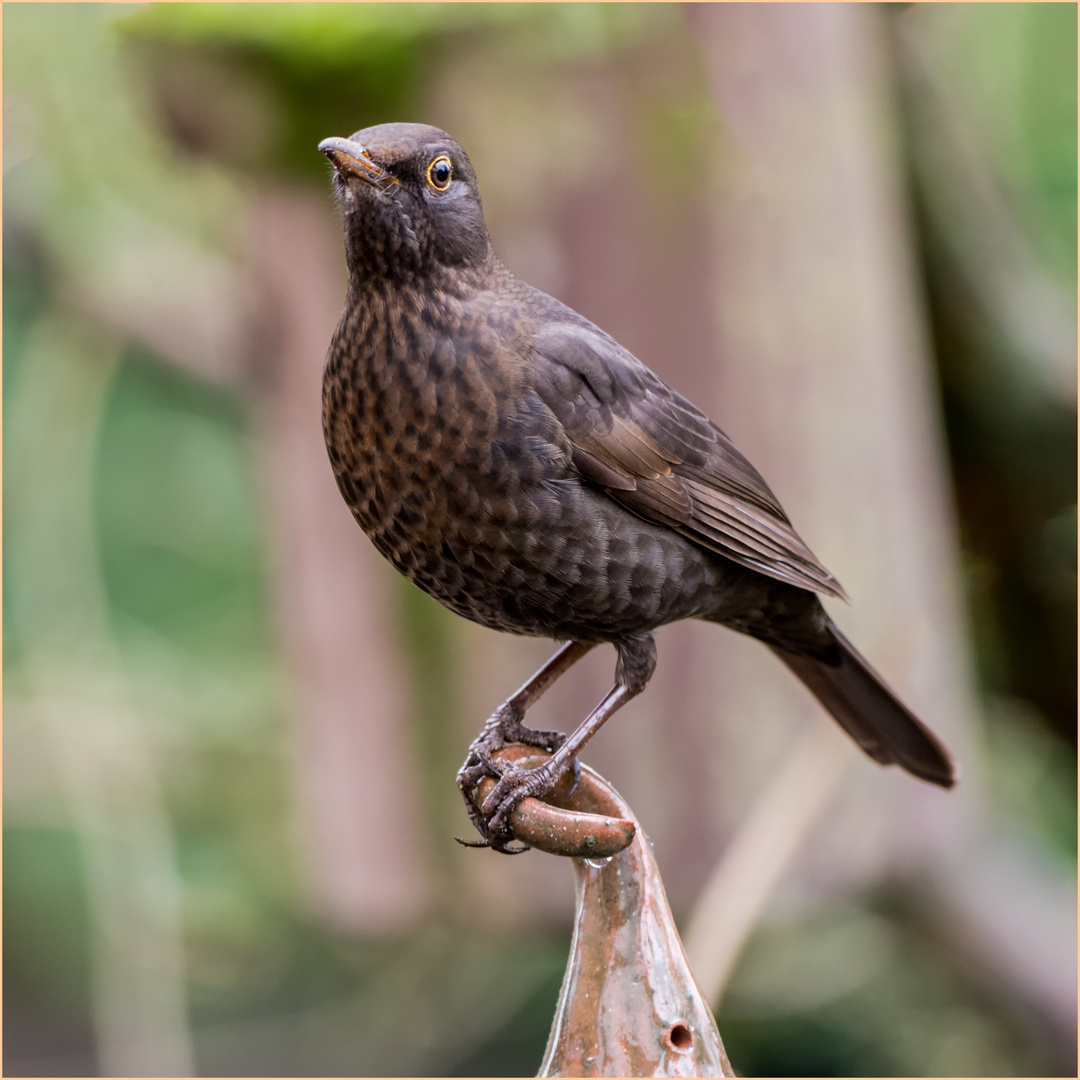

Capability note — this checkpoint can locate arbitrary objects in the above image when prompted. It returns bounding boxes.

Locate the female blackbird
[319,123,956,852]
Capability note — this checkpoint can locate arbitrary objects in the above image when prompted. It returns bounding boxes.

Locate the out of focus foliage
[4,4,1075,1077]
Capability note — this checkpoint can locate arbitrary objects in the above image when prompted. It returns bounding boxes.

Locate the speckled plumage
[319,123,956,848]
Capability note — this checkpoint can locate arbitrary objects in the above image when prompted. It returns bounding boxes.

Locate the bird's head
[319,122,491,281]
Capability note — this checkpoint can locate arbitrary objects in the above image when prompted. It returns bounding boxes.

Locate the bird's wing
[531,320,847,599]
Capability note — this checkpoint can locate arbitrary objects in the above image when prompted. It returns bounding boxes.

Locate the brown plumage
[319,123,957,851]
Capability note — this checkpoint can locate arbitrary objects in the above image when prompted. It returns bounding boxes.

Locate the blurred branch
[683,722,852,1006]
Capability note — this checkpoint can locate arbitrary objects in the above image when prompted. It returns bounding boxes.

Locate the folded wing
[532,320,848,600]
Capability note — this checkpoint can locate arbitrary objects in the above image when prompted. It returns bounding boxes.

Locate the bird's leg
[461,640,595,763]
[457,640,596,841]
[473,634,657,851]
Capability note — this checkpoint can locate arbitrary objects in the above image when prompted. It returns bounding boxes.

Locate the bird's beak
[318,137,398,186]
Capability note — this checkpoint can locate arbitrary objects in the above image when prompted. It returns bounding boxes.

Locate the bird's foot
[455,703,565,789]
[475,754,565,852]
[455,756,533,854]
[455,754,505,846]
[455,707,575,853]
[471,702,568,758]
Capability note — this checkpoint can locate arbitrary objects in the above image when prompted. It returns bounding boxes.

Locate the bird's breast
[322,289,587,627]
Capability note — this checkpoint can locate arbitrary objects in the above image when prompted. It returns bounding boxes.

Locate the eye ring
[427,155,453,192]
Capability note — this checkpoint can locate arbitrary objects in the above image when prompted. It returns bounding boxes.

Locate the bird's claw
[456,753,499,840]
[456,705,574,851]
[479,758,558,847]
[456,737,581,853]
[455,749,527,850]
[499,721,567,755]
[467,704,568,760]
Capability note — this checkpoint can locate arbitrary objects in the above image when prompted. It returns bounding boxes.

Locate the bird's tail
[769,619,957,788]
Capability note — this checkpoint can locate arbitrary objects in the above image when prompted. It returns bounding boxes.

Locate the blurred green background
[4,4,1075,1077]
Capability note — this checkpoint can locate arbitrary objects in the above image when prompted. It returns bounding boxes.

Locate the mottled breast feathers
[530,317,848,600]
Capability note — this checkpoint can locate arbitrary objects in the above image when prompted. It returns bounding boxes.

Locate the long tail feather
[770,620,957,789]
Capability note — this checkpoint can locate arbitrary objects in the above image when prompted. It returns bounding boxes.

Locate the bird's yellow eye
[427,155,452,191]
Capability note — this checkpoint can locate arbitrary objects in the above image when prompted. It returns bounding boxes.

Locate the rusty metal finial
[473,747,734,1078]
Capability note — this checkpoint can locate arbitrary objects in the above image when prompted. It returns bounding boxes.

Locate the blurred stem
[6,313,195,1077]
[683,722,852,1006]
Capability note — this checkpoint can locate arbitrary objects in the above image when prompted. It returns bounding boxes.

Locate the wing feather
[619,474,694,526]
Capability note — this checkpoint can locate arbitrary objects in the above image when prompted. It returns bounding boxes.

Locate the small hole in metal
[666,1021,694,1052]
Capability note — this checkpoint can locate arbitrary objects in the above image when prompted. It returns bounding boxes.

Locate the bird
[318,122,957,852]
